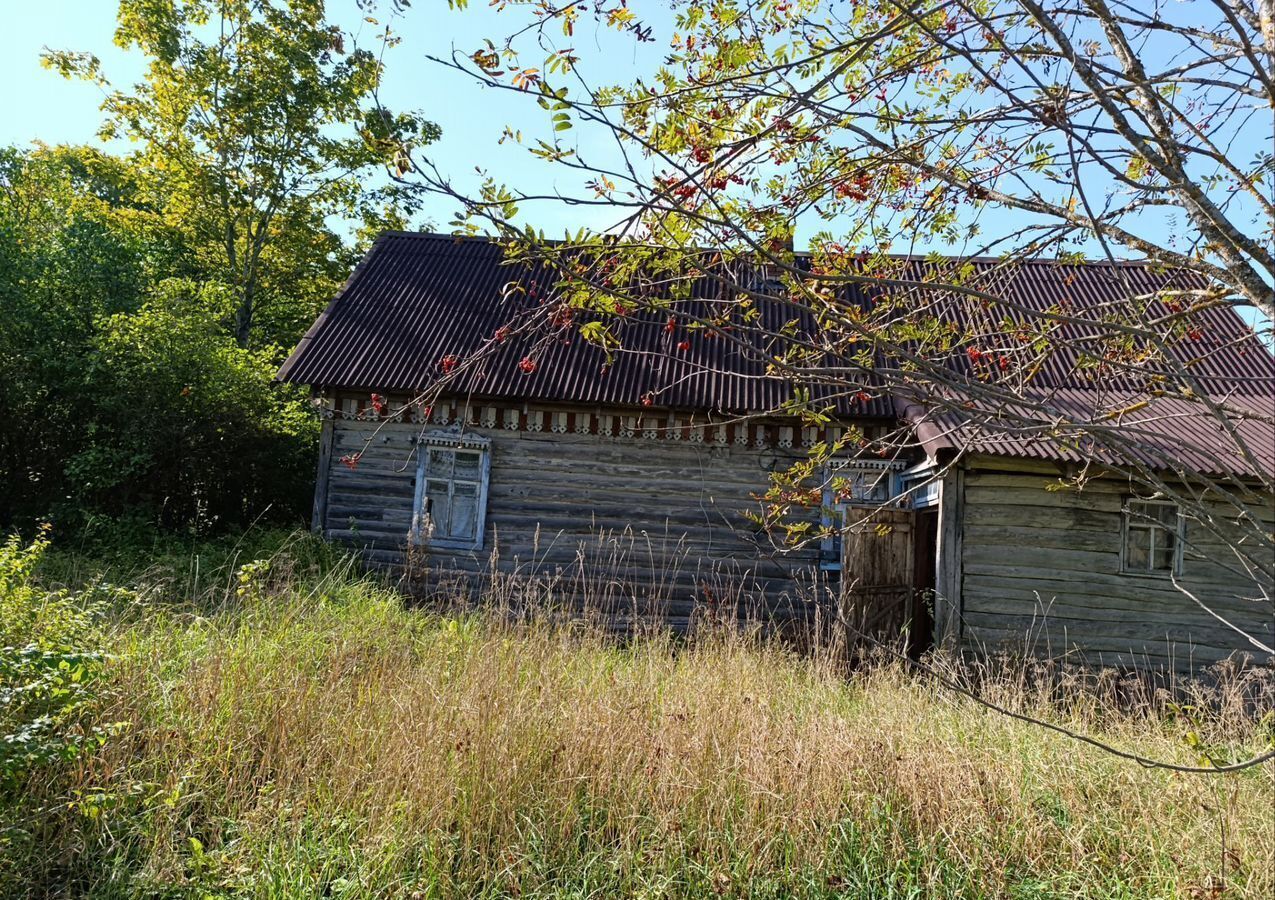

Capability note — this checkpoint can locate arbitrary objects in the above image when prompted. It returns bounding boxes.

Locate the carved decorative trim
[317,394,886,449]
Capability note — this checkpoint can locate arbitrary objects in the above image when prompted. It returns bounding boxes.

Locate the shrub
[0,530,111,789]
[66,279,318,532]
[0,145,322,536]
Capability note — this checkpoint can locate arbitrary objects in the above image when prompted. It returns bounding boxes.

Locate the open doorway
[909,508,939,658]
[839,505,939,659]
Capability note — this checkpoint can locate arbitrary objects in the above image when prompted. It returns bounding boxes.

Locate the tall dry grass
[9,534,1275,898]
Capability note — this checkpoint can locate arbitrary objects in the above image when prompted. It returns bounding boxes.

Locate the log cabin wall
[315,393,892,630]
[954,461,1275,671]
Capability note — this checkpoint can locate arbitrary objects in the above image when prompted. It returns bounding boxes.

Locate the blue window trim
[820,459,907,572]
[410,432,492,551]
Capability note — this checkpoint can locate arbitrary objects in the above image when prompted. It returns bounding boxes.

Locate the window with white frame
[1122,499,1183,576]
[412,436,490,550]
[820,461,903,572]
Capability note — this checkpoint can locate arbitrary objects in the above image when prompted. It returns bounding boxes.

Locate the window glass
[426,482,452,536]
[1151,540,1175,573]
[426,451,454,478]
[1123,499,1181,575]
[416,442,489,548]
[454,451,482,480]
[821,464,899,572]
[450,482,479,541]
[853,472,890,503]
[1125,526,1150,570]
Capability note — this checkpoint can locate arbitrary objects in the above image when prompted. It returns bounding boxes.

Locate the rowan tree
[391,0,1275,650]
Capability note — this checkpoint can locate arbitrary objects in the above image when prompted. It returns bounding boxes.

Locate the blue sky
[2,0,652,236]
[4,0,1271,329]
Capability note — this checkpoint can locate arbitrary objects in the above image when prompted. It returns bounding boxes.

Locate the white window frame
[897,461,941,510]
[1120,498,1184,577]
[820,459,906,572]
[411,432,491,551]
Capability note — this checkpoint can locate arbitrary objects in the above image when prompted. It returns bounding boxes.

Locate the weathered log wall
[319,414,838,629]
[955,465,1274,670]
[316,406,1274,666]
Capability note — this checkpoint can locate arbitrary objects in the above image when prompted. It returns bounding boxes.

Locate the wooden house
[278,233,1274,670]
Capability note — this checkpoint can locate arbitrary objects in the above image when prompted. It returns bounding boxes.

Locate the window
[412,437,490,550]
[830,468,894,504]
[1122,499,1182,576]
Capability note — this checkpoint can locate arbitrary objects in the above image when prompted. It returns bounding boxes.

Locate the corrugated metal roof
[902,389,1275,479]
[278,232,1273,474]
[912,258,1272,393]
[278,232,902,415]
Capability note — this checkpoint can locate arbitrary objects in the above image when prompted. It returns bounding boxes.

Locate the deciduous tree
[45,0,439,348]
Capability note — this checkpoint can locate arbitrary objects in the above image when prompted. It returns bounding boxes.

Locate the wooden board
[840,507,915,643]
[957,467,1274,669]
[317,413,836,629]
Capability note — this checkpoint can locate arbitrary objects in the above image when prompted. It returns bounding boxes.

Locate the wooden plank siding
[955,466,1274,670]
[320,414,839,629]
[314,407,1273,666]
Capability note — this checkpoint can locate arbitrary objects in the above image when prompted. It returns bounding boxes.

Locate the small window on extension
[413,442,490,550]
[1122,499,1182,576]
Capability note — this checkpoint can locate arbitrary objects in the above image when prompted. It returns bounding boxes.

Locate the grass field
[3,529,1273,898]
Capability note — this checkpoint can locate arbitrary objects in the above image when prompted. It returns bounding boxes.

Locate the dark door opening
[909,508,939,659]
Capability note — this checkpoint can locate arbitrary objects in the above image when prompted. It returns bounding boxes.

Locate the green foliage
[0,146,151,528]
[0,531,111,790]
[2,0,445,535]
[70,280,317,529]
[44,0,439,348]
[0,145,318,533]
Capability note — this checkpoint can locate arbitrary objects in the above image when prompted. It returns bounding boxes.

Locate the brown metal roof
[278,232,1273,475]
[277,232,902,415]
[903,389,1275,479]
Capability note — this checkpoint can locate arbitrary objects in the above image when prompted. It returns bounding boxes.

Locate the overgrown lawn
[3,531,1272,898]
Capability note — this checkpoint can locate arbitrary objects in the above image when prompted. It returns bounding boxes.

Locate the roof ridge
[374,230,1178,268]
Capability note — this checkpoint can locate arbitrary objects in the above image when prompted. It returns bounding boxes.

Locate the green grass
[2,529,1272,898]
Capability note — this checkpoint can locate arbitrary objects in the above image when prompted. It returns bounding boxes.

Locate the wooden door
[840,507,915,645]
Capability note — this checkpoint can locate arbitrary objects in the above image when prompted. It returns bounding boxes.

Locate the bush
[66,279,317,531]
[0,530,110,790]
[0,144,323,536]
